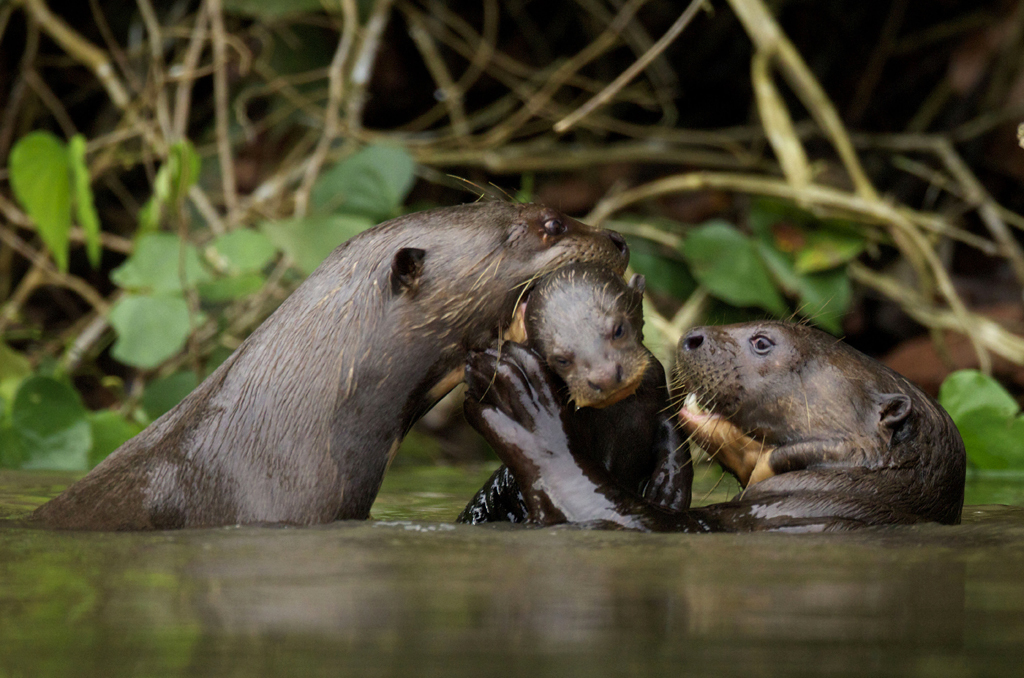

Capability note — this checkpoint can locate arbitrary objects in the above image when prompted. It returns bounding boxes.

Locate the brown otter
[462,321,966,532]
[457,265,691,524]
[33,203,629,531]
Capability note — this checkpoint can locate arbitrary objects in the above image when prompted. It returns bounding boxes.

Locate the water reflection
[1,471,1023,677]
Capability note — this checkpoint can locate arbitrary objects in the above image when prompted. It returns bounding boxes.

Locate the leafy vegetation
[940,370,1024,471]
[0,0,1021,474]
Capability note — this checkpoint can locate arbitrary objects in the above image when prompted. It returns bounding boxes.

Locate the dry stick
[861,133,1024,286]
[173,5,210,139]
[890,155,1024,245]
[726,0,989,366]
[725,0,877,202]
[404,10,471,140]
[0,265,44,338]
[293,0,359,220]
[480,0,650,148]
[421,140,767,173]
[849,263,1024,364]
[88,0,142,93]
[587,170,995,370]
[396,0,496,134]
[17,0,130,109]
[573,0,680,125]
[207,0,237,221]
[346,0,396,141]
[23,69,78,137]
[0,18,38,160]
[554,0,707,134]
[750,48,810,190]
[0,226,110,316]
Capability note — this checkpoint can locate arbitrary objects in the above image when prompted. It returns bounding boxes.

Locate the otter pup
[458,265,691,525]
[463,321,966,532]
[34,203,629,531]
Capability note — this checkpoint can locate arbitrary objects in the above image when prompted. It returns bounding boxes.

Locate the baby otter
[463,321,966,532]
[458,264,691,524]
[33,203,629,531]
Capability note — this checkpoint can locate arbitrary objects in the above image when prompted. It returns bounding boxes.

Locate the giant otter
[462,321,966,532]
[457,265,691,524]
[33,203,629,530]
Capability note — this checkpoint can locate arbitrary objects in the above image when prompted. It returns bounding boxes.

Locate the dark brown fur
[463,321,966,532]
[457,266,690,524]
[33,203,628,531]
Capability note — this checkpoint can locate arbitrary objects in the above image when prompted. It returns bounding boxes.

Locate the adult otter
[463,321,966,532]
[457,265,691,524]
[33,203,629,531]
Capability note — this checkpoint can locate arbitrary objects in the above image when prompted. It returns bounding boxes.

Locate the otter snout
[606,230,629,261]
[586,361,625,394]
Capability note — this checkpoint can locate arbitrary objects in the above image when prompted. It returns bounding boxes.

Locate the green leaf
[0,341,33,408]
[141,370,198,421]
[137,140,201,232]
[260,213,373,275]
[110,233,212,293]
[11,376,91,471]
[0,341,32,383]
[757,242,849,334]
[198,273,266,303]
[68,134,102,269]
[952,407,1024,470]
[109,294,202,369]
[939,370,1024,470]
[87,410,142,467]
[310,144,416,220]
[628,249,697,301]
[794,230,866,274]
[9,131,72,271]
[0,425,25,469]
[682,220,787,315]
[207,230,277,274]
[939,369,1019,421]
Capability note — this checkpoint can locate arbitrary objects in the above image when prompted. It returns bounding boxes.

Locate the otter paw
[464,344,569,460]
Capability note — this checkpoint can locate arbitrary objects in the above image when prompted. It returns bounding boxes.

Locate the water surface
[2,466,1023,677]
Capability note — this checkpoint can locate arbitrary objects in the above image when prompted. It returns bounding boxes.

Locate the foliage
[1,0,1021,475]
[940,370,1024,470]
[8,131,102,272]
[625,199,859,334]
[1,132,415,469]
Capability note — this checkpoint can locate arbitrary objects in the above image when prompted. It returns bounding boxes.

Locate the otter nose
[606,231,629,259]
[587,363,624,393]
[682,330,704,351]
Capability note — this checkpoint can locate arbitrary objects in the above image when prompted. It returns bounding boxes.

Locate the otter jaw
[677,393,776,487]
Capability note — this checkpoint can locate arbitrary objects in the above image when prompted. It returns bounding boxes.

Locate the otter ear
[628,274,646,296]
[877,394,912,440]
[390,248,425,296]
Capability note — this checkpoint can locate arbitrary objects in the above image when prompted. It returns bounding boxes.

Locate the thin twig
[294,0,359,219]
[554,0,707,133]
[208,0,238,219]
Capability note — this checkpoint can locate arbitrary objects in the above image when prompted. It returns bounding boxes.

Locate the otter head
[379,202,630,420]
[508,264,650,409]
[671,322,914,485]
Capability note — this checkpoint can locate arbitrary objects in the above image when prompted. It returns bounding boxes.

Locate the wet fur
[34,203,627,531]
[464,321,966,532]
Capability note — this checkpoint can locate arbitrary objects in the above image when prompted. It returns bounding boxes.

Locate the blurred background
[0,0,1023,478]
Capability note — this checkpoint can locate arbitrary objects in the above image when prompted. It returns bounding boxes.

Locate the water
[2,465,1023,677]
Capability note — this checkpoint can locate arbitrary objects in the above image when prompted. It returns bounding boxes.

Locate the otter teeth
[684,393,705,414]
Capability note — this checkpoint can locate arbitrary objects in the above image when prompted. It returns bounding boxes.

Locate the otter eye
[542,217,566,237]
[750,334,775,355]
[612,323,625,340]
[551,355,572,368]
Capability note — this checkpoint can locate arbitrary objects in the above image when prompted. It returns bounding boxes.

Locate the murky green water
[2,466,1023,677]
